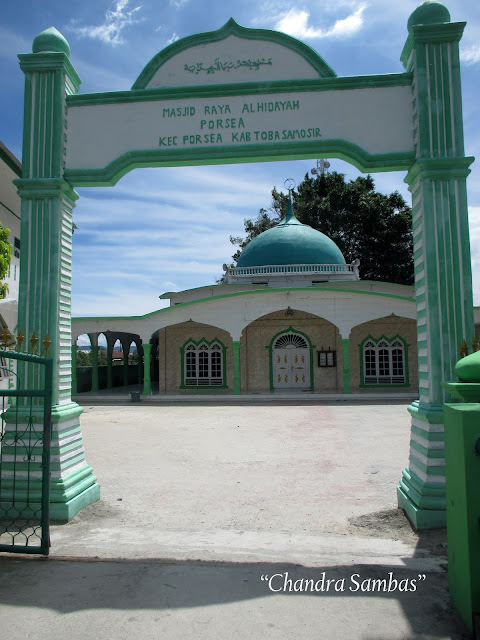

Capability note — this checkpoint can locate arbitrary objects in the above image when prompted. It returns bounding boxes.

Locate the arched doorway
[272,330,312,391]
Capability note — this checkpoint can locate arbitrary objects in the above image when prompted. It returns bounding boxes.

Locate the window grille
[184,341,224,386]
[363,337,405,384]
[274,333,308,349]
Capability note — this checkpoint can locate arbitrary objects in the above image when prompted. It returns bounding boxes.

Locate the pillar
[397,3,474,528]
[89,333,99,392]
[232,341,241,394]
[137,343,143,385]
[6,27,99,520]
[121,338,129,387]
[106,339,113,389]
[341,338,351,394]
[71,344,77,394]
[143,343,152,395]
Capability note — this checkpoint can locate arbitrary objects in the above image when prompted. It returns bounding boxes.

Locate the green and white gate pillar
[397,2,475,529]
[11,27,100,520]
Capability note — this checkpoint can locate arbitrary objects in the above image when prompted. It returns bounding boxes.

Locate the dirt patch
[348,508,448,557]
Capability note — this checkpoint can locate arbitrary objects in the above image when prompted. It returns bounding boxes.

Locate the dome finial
[407,1,451,32]
[32,27,70,56]
[283,178,299,225]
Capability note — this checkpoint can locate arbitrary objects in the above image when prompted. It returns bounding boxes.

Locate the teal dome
[32,27,70,57]
[236,197,345,268]
[407,1,450,32]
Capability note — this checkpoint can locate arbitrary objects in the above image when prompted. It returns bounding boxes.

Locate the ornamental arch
[14,4,474,526]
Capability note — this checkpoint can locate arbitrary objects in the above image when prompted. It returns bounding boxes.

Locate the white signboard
[65,85,413,171]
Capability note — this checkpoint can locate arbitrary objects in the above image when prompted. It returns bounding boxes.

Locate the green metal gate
[0,349,53,555]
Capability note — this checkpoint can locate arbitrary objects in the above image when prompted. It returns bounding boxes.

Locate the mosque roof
[236,195,346,268]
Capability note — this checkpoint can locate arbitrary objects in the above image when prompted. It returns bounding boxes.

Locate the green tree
[0,223,13,299]
[228,172,414,285]
[77,350,92,366]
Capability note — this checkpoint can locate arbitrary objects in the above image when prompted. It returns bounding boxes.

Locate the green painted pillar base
[397,400,446,529]
[397,485,446,530]
[1,402,100,522]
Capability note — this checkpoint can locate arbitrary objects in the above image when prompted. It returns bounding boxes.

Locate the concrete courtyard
[0,400,472,639]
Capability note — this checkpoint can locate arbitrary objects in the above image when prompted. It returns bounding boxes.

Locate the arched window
[184,341,224,386]
[362,337,406,385]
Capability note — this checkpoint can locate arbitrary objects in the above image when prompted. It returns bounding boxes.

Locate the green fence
[0,350,53,555]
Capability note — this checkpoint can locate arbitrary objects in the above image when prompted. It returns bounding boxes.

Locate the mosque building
[71,192,421,396]
[1,142,477,397]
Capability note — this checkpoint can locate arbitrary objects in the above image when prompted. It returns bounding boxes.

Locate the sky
[1,0,479,319]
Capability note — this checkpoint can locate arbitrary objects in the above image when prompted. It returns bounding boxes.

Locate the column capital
[18,52,81,91]
[401,21,466,69]
[405,156,474,188]
[14,178,78,203]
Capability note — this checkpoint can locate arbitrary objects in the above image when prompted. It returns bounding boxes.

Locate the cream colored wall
[158,322,233,393]
[240,310,341,392]
[155,312,417,394]
[349,314,418,391]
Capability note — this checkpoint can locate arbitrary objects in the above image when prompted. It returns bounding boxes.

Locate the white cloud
[69,0,143,46]
[274,4,366,39]
[461,44,480,66]
[169,0,189,7]
[165,33,180,46]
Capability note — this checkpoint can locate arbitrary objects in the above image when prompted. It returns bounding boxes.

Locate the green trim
[359,334,410,387]
[73,286,415,324]
[266,326,315,392]
[69,73,412,108]
[0,199,21,220]
[232,340,241,395]
[0,142,22,177]
[65,142,414,187]
[132,18,336,89]
[408,400,444,424]
[341,338,351,394]
[179,336,228,390]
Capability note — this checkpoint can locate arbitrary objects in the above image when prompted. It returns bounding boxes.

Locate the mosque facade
[71,195,421,396]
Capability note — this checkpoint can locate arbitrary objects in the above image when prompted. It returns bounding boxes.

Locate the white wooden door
[272,333,310,389]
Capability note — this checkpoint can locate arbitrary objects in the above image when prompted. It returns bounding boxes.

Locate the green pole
[107,340,113,389]
[143,343,152,395]
[122,339,129,387]
[232,341,241,394]
[342,338,351,394]
[90,342,99,392]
